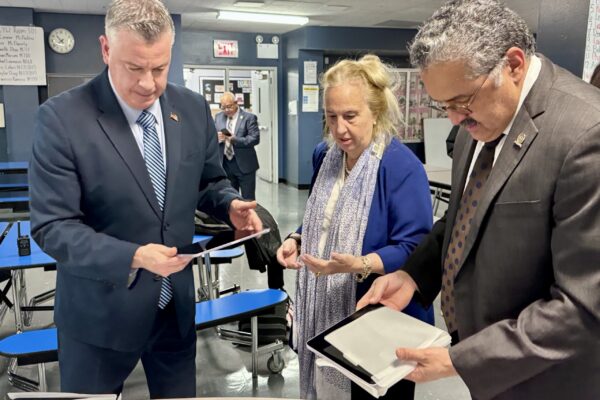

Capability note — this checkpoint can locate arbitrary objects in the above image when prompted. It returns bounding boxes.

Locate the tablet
[177,228,270,257]
[306,304,383,385]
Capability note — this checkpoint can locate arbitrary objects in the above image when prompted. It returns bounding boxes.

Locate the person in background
[277,54,433,400]
[215,92,260,200]
[358,1,600,399]
[29,0,261,397]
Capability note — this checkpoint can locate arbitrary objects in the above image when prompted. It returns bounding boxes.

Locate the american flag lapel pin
[514,132,526,148]
[170,112,179,122]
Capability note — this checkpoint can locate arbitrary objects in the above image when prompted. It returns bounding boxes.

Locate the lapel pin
[514,132,526,148]
[170,112,179,122]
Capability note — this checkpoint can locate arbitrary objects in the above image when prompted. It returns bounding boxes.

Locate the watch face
[48,28,75,54]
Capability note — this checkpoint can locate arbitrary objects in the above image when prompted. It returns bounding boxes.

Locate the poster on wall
[302,85,319,112]
[0,25,46,85]
[583,0,600,81]
[214,40,239,58]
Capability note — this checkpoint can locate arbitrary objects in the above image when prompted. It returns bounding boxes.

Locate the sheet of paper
[325,306,451,383]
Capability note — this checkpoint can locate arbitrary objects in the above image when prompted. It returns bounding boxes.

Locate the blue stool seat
[195,288,287,330]
[0,328,58,366]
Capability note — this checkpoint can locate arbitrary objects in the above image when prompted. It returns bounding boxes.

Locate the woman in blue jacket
[277,54,433,400]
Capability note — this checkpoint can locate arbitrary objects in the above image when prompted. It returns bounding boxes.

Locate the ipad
[177,228,270,257]
[306,304,383,385]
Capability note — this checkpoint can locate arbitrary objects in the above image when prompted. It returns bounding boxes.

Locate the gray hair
[409,0,535,80]
[105,0,174,43]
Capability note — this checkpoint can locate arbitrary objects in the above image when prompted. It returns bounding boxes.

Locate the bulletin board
[200,78,252,110]
[583,0,600,81]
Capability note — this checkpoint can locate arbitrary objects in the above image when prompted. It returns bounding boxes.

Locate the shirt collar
[108,69,161,125]
[502,54,542,135]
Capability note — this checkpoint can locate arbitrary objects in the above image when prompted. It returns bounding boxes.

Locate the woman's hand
[300,252,361,276]
[276,239,301,269]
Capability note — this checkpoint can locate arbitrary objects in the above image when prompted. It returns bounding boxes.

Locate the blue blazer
[308,138,434,324]
[215,109,260,174]
[29,69,240,352]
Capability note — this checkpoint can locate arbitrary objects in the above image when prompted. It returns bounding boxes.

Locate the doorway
[183,66,278,183]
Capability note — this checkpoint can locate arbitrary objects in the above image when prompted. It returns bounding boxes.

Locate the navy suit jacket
[29,69,240,352]
[215,109,260,174]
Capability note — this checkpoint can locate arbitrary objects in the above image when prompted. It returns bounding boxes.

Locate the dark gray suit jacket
[404,55,600,399]
[29,69,240,352]
[215,109,260,174]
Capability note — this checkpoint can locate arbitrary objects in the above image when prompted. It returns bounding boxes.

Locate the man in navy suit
[215,92,260,200]
[29,0,261,397]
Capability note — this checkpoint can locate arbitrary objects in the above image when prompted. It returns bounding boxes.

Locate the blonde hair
[105,0,174,43]
[321,54,402,141]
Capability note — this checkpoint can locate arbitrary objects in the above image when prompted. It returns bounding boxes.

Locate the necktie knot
[137,110,156,130]
[484,134,503,149]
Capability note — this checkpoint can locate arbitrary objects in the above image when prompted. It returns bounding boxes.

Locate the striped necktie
[136,110,172,309]
[224,117,235,160]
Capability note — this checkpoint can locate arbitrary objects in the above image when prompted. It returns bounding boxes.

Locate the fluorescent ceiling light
[217,11,309,25]
[234,1,265,7]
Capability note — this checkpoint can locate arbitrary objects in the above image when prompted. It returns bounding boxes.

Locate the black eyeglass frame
[429,73,491,115]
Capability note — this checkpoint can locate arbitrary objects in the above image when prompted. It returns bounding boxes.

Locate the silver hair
[105,0,174,43]
[409,0,535,81]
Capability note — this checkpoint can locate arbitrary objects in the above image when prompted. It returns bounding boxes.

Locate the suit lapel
[457,113,539,272]
[234,110,244,136]
[92,70,162,219]
[455,55,552,275]
[160,91,182,215]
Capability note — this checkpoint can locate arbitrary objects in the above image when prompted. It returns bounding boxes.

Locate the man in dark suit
[358,1,600,399]
[29,0,261,397]
[215,92,260,200]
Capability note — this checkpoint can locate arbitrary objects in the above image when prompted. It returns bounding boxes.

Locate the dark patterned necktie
[224,117,235,160]
[136,110,172,309]
[441,137,501,333]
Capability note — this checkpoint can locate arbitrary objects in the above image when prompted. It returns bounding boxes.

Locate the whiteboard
[0,25,46,86]
[583,0,600,81]
[423,118,453,168]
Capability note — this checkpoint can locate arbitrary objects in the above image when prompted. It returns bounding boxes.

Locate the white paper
[304,60,318,84]
[0,26,46,86]
[302,85,319,112]
[325,307,450,383]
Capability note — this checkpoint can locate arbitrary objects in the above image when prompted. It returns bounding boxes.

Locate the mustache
[460,118,477,127]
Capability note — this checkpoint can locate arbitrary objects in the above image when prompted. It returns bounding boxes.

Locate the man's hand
[229,199,263,232]
[217,131,226,143]
[396,347,458,382]
[132,244,190,277]
[276,239,300,269]
[356,270,417,310]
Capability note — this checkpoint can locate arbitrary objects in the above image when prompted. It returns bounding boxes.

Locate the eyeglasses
[220,104,236,111]
[429,73,490,115]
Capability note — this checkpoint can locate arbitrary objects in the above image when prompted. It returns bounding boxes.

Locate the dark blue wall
[537,0,590,77]
[0,9,184,163]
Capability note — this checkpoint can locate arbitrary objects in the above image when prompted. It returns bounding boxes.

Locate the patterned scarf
[296,140,382,399]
